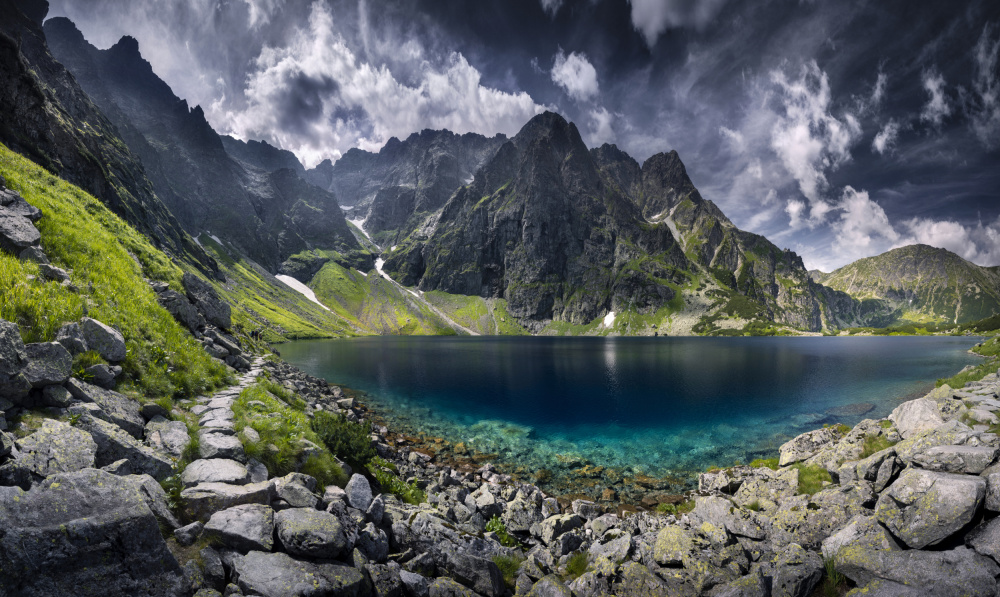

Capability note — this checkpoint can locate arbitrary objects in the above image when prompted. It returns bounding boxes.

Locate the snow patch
[209,234,223,246]
[348,218,376,246]
[391,245,398,251]
[275,275,330,311]
[604,311,616,327]
[192,234,203,247]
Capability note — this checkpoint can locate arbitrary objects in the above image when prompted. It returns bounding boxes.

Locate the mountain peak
[109,35,141,59]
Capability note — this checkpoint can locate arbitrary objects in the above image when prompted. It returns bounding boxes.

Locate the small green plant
[745,500,761,512]
[486,515,520,548]
[822,556,847,597]
[160,472,186,513]
[859,434,896,459]
[310,410,376,467]
[749,457,780,470]
[879,420,893,429]
[792,463,833,496]
[492,554,525,591]
[564,552,589,580]
[71,350,104,380]
[656,499,695,516]
[367,459,425,505]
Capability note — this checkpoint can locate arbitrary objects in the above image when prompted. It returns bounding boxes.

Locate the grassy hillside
[0,143,230,399]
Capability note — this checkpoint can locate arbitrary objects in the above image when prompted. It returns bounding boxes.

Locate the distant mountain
[817,244,1000,324]
[44,17,365,272]
[0,0,217,274]
[305,130,507,247]
[383,112,894,332]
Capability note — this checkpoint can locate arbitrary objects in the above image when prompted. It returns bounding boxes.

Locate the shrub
[311,410,376,467]
[564,552,589,580]
[367,458,425,505]
[493,554,525,591]
[486,515,520,548]
[792,463,832,496]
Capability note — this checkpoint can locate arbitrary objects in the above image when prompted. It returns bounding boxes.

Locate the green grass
[366,456,425,505]
[232,382,346,490]
[745,500,762,512]
[822,557,847,597]
[750,457,780,470]
[564,552,589,580]
[311,411,376,467]
[859,435,896,459]
[486,515,520,548]
[656,499,695,516]
[792,463,832,496]
[423,292,530,335]
[492,554,525,592]
[0,143,231,399]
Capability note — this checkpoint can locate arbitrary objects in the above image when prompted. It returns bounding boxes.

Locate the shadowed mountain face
[815,244,1000,324]
[381,112,895,331]
[0,0,218,275]
[44,17,364,272]
[305,129,508,247]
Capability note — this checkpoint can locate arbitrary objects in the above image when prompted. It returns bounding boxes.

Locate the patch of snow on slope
[604,311,616,327]
[192,234,203,247]
[275,275,330,311]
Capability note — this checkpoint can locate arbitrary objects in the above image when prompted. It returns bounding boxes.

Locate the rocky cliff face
[817,244,1000,324]
[305,129,507,247]
[382,112,892,332]
[0,0,218,275]
[44,17,363,272]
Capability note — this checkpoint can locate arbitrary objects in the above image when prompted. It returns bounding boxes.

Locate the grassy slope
[0,143,231,399]
[423,291,530,335]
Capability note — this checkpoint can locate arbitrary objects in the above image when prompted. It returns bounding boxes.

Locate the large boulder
[538,513,584,545]
[966,517,1000,564]
[526,575,573,596]
[875,468,986,549]
[346,473,374,511]
[612,561,671,596]
[67,379,145,439]
[122,472,182,531]
[0,318,26,376]
[0,469,185,596]
[691,496,766,540]
[181,458,250,487]
[779,426,843,466]
[836,545,1000,597]
[0,212,41,254]
[890,399,944,439]
[180,480,275,521]
[231,550,367,597]
[75,414,174,480]
[204,503,275,552]
[912,445,998,474]
[275,507,348,559]
[821,515,901,560]
[54,322,87,355]
[438,549,505,597]
[158,290,206,332]
[80,317,127,362]
[16,419,97,478]
[183,273,231,330]
[145,418,191,458]
[772,543,823,597]
[21,342,72,388]
[654,525,694,566]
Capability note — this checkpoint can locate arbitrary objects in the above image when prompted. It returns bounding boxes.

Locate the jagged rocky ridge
[43,16,366,273]
[381,112,895,332]
[0,0,219,276]
[815,244,1000,324]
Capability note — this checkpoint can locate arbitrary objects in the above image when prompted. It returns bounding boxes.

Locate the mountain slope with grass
[817,244,1000,324]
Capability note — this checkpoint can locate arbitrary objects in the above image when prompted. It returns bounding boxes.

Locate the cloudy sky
[48,0,1000,271]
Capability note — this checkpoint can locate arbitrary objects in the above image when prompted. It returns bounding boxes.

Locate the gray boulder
[503,495,543,532]
[274,472,320,508]
[38,264,70,282]
[526,575,572,596]
[122,472,182,531]
[181,480,275,522]
[965,517,1000,564]
[55,322,87,355]
[654,525,695,566]
[346,473,374,510]
[0,212,41,254]
[183,273,232,330]
[691,496,766,539]
[67,379,145,439]
[428,577,478,596]
[145,418,191,458]
[890,399,944,439]
[41,384,73,407]
[986,473,1000,512]
[181,458,250,487]
[175,521,205,547]
[357,521,389,562]
[16,419,97,477]
[779,426,843,466]
[836,545,1000,597]
[438,549,504,597]
[84,364,117,389]
[875,468,986,548]
[204,503,275,552]
[275,507,348,559]
[18,246,48,264]
[1,193,41,221]
[612,561,671,596]
[368,563,406,597]
[912,445,998,474]
[772,543,823,597]
[22,342,72,388]
[199,430,245,461]
[0,469,185,596]
[158,290,206,332]
[821,515,901,560]
[231,550,367,597]
[80,317,127,362]
[75,414,174,480]
[400,570,430,597]
[539,513,584,545]
[0,318,26,376]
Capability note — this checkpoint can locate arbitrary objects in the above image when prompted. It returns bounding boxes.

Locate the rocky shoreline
[3,317,1000,595]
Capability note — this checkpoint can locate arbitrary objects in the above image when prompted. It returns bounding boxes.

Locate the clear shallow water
[280,336,980,494]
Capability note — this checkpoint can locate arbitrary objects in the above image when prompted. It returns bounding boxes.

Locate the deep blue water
[280,336,980,488]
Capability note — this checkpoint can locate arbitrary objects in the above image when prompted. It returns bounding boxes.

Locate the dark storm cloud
[46,0,1000,270]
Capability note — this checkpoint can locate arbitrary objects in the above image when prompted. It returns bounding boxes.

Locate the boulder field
[4,302,1000,595]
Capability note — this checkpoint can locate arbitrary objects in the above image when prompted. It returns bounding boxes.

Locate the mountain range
[2,1,996,337]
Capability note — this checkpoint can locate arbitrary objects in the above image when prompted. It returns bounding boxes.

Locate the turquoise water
[280,336,981,495]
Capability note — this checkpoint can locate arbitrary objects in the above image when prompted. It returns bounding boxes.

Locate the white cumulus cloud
[897,216,1000,266]
[587,107,616,145]
[550,49,600,102]
[832,186,900,263]
[769,61,861,226]
[220,1,546,167]
[627,0,729,46]
[920,69,952,126]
